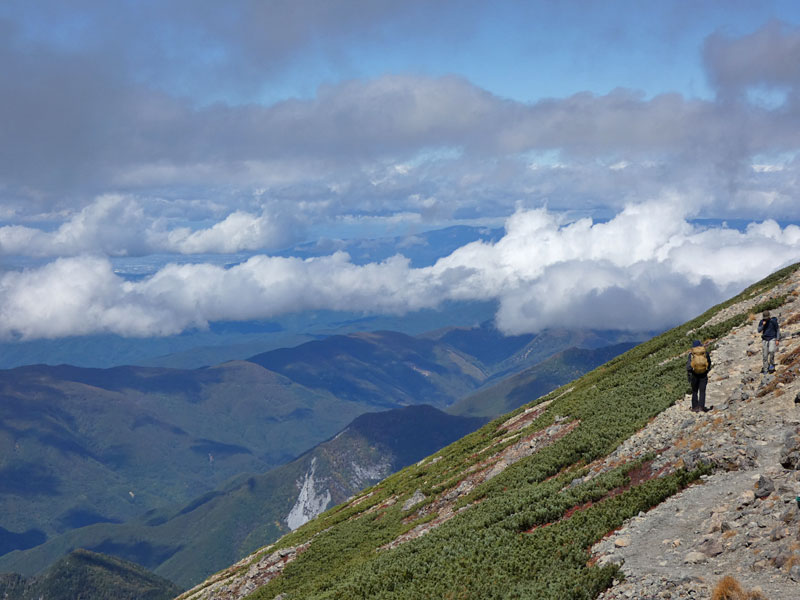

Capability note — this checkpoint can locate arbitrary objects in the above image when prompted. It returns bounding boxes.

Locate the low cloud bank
[1,201,797,340]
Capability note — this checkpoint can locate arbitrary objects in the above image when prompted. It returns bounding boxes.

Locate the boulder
[402,489,426,511]
[779,506,798,523]
[614,536,631,548]
[727,387,750,403]
[791,565,800,582]
[737,490,756,508]
[697,536,723,557]
[780,433,800,470]
[754,475,775,499]
[684,551,707,564]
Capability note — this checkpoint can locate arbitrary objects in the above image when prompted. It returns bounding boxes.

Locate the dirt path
[592,273,800,599]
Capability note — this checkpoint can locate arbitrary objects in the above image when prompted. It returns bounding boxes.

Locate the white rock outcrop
[286,457,331,530]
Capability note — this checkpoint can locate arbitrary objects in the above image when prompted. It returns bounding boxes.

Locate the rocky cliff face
[285,458,333,531]
[285,453,393,531]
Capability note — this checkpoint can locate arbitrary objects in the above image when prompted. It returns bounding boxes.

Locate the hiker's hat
[692,340,702,347]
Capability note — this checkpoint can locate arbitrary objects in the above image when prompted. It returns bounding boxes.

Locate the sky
[0,0,799,341]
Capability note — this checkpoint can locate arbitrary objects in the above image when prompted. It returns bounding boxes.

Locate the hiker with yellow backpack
[687,340,712,412]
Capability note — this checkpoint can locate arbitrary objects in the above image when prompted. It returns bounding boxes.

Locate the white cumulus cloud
[0,195,294,257]
[0,199,798,341]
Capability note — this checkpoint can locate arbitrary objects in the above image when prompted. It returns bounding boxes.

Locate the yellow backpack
[690,346,708,375]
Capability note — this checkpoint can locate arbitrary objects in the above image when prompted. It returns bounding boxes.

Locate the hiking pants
[762,339,777,372]
[689,373,707,411]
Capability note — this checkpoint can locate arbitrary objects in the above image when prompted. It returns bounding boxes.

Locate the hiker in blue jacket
[687,340,712,412]
[758,310,780,373]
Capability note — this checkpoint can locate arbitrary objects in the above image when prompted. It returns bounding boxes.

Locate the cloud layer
[1,7,799,342]
[2,15,800,227]
[2,201,797,340]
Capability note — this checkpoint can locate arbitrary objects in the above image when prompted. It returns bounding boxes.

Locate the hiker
[757,310,780,373]
[687,340,712,412]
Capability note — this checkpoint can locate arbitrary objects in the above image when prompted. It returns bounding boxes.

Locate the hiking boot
[701,406,712,412]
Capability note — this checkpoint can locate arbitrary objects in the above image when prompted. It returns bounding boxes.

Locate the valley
[0,320,641,590]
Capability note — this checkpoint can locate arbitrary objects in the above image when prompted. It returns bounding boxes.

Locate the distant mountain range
[0,320,645,589]
[0,300,500,370]
[448,343,637,418]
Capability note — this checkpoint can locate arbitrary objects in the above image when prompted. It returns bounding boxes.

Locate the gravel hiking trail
[593,271,800,600]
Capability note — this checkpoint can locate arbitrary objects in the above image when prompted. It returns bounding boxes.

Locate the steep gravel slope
[592,271,800,599]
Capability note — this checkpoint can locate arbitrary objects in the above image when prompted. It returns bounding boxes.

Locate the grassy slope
[199,263,798,600]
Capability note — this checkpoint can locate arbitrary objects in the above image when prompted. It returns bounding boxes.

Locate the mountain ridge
[589,272,800,599]
[447,342,638,418]
[175,262,800,600]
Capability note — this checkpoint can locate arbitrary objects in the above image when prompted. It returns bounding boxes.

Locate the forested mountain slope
[178,263,799,600]
[0,549,181,600]
[0,330,491,556]
[0,405,485,588]
[447,342,637,418]
[0,360,361,551]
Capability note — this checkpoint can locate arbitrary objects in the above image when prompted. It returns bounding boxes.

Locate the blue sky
[6,1,789,104]
[0,1,799,341]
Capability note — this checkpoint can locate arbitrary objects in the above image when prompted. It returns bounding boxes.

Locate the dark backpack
[760,317,779,339]
[690,346,708,375]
